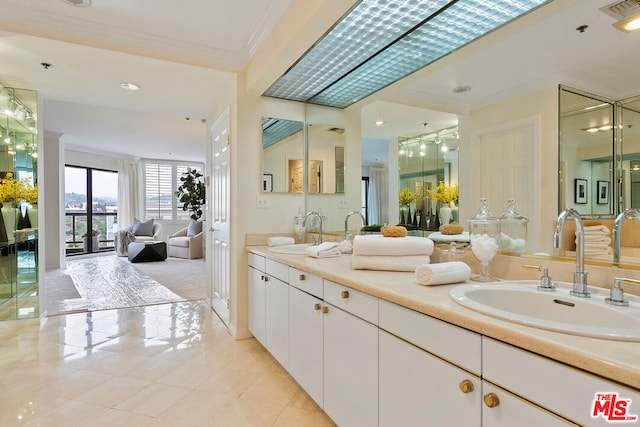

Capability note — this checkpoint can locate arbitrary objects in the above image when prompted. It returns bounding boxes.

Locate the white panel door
[210,108,230,326]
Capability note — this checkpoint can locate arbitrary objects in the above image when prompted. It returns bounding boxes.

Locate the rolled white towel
[415,262,471,286]
[268,236,296,247]
[351,255,429,271]
[352,234,434,256]
[305,242,341,258]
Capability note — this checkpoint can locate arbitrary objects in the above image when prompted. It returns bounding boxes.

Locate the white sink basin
[449,281,640,341]
[268,243,311,254]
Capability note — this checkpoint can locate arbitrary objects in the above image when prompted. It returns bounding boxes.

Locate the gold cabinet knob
[483,393,500,408]
[322,306,329,314]
[314,303,322,310]
[299,274,306,281]
[459,379,474,394]
[341,290,350,299]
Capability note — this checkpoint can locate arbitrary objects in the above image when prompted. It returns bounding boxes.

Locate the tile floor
[0,301,335,426]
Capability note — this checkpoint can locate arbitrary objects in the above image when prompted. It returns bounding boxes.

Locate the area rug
[64,256,186,312]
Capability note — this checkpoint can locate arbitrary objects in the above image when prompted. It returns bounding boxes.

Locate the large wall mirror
[0,85,38,321]
[558,85,640,264]
[261,116,304,193]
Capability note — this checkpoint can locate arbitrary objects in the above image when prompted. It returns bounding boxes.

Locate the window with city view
[144,161,203,221]
[65,166,118,255]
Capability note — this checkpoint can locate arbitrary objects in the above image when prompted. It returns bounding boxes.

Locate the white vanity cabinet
[288,284,324,407]
[247,254,289,369]
[323,280,379,427]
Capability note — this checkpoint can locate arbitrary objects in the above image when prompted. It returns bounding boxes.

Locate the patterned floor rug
[63,256,185,312]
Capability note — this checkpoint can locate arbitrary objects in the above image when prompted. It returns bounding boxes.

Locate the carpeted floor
[46,254,206,316]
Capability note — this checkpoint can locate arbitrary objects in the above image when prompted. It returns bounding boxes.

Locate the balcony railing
[65,211,117,255]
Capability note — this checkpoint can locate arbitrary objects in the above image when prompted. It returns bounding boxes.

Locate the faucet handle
[606,277,640,306]
[522,264,555,291]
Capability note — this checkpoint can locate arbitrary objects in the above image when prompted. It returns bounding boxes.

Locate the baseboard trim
[230,324,253,340]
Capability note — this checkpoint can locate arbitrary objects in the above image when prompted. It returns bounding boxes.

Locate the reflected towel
[584,242,611,251]
[351,255,429,271]
[305,242,341,258]
[268,236,295,247]
[415,262,471,286]
[581,235,612,245]
[584,225,610,234]
[352,235,434,256]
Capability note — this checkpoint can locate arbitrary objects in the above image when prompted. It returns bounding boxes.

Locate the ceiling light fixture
[264,0,550,108]
[586,127,599,133]
[119,82,141,91]
[614,12,640,32]
[452,85,472,93]
[375,120,384,126]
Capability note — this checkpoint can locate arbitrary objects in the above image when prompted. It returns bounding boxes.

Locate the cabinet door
[265,274,289,369]
[482,382,574,427]
[289,286,323,407]
[379,330,481,427]
[247,266,266,346]
[323,303,378,427]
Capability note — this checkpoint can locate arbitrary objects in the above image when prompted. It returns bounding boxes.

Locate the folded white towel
[352,235,434,256]
[268,236,296,247]
[581,235,611,245]
[305,242,341,258]
[415,262,471,286]
[584,249,611,256]
[584,242,611,251]
[351,255,429,271]
[584,225,610,233]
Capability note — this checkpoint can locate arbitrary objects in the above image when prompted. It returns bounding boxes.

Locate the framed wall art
[574,178,587,204]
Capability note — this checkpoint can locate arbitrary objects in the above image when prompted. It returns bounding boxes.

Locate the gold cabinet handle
[322,306,329,314]
[483,393,500,408]
[314,303,322,310]
[341,290,350,299]
[459,379,474,394]
[299,274,306,281]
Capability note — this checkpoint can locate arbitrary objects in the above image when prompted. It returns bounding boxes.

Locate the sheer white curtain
[368,166,389,225]
[117,159,144,229]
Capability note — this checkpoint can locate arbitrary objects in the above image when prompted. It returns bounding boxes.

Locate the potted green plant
[82,229,100,253]
[175,168,206,220]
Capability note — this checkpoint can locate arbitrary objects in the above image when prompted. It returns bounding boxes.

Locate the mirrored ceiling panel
[261,117,304,149]
[264,0,550,109]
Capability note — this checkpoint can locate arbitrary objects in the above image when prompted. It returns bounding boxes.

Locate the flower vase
[27,204,37,228]
[439,204,452,225]
[1,202,17,243]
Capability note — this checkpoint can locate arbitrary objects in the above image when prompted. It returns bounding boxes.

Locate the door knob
[209,227,216,232]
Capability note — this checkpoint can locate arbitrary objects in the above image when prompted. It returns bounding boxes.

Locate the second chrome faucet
[554,208,590,297]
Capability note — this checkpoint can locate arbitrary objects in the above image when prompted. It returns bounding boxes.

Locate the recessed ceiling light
[585,128,599,133]
[375,120,384,126]
[62,0,92,6]
[119,82,141,91]
[614,13,640,32]
[62,0,92,7]
[599,124,613,131]
[452,85,472,93]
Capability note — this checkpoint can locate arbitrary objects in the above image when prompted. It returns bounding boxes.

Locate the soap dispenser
[293,208,305,243]
[468,198,499,282]
[498,199,529,253]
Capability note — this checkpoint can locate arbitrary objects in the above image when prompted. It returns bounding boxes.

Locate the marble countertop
[248,246,640,391]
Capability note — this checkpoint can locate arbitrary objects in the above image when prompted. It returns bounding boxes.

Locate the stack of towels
[579,224,612,257]
[351,234,434,271]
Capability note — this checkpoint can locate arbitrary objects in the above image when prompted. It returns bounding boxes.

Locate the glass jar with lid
[468,198,499,282]
[498,199,528,253]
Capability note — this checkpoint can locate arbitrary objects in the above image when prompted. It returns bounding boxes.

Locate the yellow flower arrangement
[0,173,36,204]
[398,188,416,206]
[427,181,458,204]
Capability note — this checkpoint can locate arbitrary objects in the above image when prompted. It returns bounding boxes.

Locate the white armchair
[167,226,203,259]
[115,222,163,256]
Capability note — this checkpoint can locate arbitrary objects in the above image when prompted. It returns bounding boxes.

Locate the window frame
[142,159,204,222]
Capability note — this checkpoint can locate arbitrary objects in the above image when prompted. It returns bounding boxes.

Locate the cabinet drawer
[265,258,288,282]
[324,280,378,325]
[483,337,640,427]
[248,253,265,271]
[289,267,323,299]
[379,299,481,375]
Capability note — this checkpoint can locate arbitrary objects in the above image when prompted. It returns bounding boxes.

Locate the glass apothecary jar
[498,199,528,253]
[468,198,499,282]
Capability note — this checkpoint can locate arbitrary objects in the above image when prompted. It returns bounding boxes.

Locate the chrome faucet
[553,208,590,297]
[613,208,640,266]
[344,210,365,238]
[303,211,323,245]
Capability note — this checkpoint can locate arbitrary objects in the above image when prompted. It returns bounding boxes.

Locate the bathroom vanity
[247,246,640,427]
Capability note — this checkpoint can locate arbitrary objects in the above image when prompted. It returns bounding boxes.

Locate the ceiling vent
[600,0,640,20]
